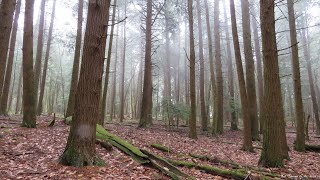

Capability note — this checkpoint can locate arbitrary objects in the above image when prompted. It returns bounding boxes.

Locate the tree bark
[15,65,22,114]
[196,0,208,132]
[59,0,110,167]
[259,0,288,167]
[34,0,46,109]
[138,0,153,128]
[21,0,36,128]
[0,0,16,97]
[287,0,305,151]
[229,0,252,151]
[187,0,197,139]
[240,0,259,140]
[37,0,57,115]
[0,0,21,115]
[65,0,84,118]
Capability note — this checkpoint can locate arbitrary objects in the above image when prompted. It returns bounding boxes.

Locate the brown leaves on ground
[0,115,320,179]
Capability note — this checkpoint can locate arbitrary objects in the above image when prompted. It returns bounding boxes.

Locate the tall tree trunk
[187,0,197,139]
[138,0,153,128]
[259,0,288,167]
[214,0,223,134]
[119,1,127,123]
[15,65,22,114]
[100,0,117,122]
[240,0,259,140]
[0,0,16,97]
[204,0,216,132]
[287,0,305,151]
[22,0,36,128]
[251,0,264,133]
[196,0,207,132]
[34,0,46,108]
[59,0,110,167]
[65,0,84,118]
[229,0,252,151]
[223,0,237,130]
[301,17,320,134]
[0,0,21,115]
[8,61,17,112]
[110,21,119,121]
[37,0,57,115]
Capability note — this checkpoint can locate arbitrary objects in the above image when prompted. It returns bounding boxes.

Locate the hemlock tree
[65,0,84,118]
[22,0,36,128]
[259,0,288,167]
[138,0,153,128]
[287,0,305,151]
[0,0,16,98]
[187,0,197,139]
[59,0,110,167]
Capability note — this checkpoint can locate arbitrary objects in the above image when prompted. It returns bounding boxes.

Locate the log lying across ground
[305,144,320,152]
[150,143,172,153]
[96,125,263,179]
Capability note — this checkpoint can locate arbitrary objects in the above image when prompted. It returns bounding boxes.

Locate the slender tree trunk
[214,0,223,134]
[196,0,207,131]
[223,0,237,130]
[34,0,46,108]
[0,0,16,96]
[229,0,252,151]
[259,0,288,167]
[22,0,36,128]
[119,2,127,123]
[15,65,22,114]
[187,0,197,139]
[65,0,84,118]
[37,0,57,115]
[138,0,153,128]
[100,0,117,122]
[240,0,259,140]
[8,61,17,113]
[59,0,110,167]
[0,0,21,115]
[287,0,305,151]
[251,0,264,133]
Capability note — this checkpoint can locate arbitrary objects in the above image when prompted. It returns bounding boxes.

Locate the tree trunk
[21,0,36,128]
[301,17,320,134]
[196,0,207,132]
[15,65,22,114]
[287,0,305,151]
[138,0,153,128]
[0,0,21,115]
[100,0,117,122]
[119,1,127,123]
[0,0,16,97]
[34,0,46,109]
[65,0,84,118]
[214,0,223,134]
[187,0,197,139]
[59,0,110,167]
[259,0,288,167]
[251,0,264,133]
[229,0,252,151]
[223,0,237,130]
[240,0,259,140]
[37,0,57,115]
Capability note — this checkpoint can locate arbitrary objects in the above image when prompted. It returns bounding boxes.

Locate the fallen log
[150,143,172,153]
[305,144,320,152]
[96,140,113,151]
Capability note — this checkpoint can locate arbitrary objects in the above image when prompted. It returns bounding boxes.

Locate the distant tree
[138,0,153,128]
[59,0,110,167]
[187,0,197,139]
[0,0,21,115]
[65,0,84,118]
[259,0,288,167]
[0,0,16,98]
[22,0,36,128]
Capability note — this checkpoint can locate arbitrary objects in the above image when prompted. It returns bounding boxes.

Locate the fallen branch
[305,144,320,152]
[150,143,172,153]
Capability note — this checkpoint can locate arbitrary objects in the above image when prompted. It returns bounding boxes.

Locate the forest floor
[0,115,320,180]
